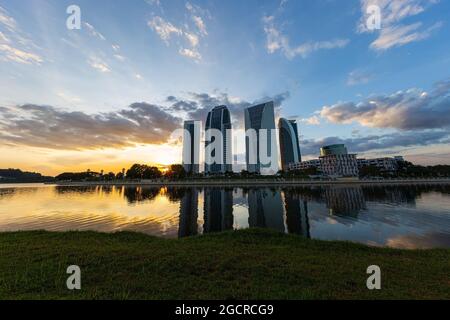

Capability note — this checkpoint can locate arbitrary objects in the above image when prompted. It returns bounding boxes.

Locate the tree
[126,164,146,179]
[142,166,162,179]
[165,165,186,180]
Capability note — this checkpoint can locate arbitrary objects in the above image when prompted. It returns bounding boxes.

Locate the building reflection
[324,186,366,217]
[203,188,234,234]
[178,188,199,238]
[284,191,310,238]
[248,188,284,232]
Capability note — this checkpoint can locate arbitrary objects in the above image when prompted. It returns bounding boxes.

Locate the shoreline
[48,178,450,187]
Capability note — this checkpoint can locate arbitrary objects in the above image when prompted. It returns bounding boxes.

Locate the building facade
[357,156,405,172]
[278,118,302,171]
[288,144,359,177]
[205,106,233,174]
[244,101,279,175]
[182,120,201,174]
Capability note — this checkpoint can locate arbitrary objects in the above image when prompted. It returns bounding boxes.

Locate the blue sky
[0,0,449,174]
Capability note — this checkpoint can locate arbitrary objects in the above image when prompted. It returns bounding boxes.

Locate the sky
[0,0,449,175]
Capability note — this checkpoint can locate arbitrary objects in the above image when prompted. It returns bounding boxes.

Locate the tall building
[182,120,201,174]
[278,118,302,171]
[244,101,279,175]
[205,106,232,174]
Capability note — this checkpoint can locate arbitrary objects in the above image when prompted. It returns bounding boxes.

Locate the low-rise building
[357,156,405,172]
[288,144,359,177]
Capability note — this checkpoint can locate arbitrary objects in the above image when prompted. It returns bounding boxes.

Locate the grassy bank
[0,229,448,300]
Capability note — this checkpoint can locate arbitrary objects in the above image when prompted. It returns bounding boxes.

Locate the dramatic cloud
[0,90,289,150]
[301,130,450,156]
[167,91,290,129]
[0,103,182,150]
[320,79,450,130]
[358,0,442,51]
[263,15,349,59]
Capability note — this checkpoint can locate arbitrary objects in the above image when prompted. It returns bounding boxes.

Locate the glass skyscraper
[182,120,201,174]
[244,101,279,175]
[278,118,302,171]
[205,106,232,174]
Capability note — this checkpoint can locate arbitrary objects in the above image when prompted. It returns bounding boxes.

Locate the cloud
[0,6,17,32]
[179,48,201,61]
[88,56,111,73]
[347,69,374,86]
[0,90,290,150]
[0,103,182,150]
[358,0,442,51]
[301,130,450,156]
[320,79,450,130]
[263,15,349,59]
[167,91,290,129]
[0,5,43,65]
[147,3,210,61]
[0,43,43,64]
[113,54,126,61]
[147,16,183,44]
[83,22,106,41]
[300,116,321,125]
[192,16,207,36]
[371,21,442,50]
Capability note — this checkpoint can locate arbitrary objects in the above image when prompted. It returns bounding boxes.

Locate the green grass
[0,229,448,300]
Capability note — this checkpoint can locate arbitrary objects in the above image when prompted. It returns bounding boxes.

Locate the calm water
[0,183,449,249]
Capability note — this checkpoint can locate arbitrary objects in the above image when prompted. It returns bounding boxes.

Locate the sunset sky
[0,0,449,176]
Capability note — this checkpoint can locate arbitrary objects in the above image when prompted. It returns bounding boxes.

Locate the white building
[357,156,405,172]
[288,144,359,177]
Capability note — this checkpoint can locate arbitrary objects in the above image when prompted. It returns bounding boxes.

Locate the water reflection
[203,188,234,234]
[0,183,449,249]
[248,188,285,232]
[284,191,310,238]
[178,188,199,238]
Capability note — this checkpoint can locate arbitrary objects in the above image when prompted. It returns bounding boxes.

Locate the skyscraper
[278,118,302,171]
[205,106,232,174]
[182,120,201,174]
[244,101,279,175]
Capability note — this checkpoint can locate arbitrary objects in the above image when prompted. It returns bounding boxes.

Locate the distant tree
[165,165,186,180]
[116,172,124,180]
[142,166,162,179]
[105,172,116,180]
[126,164,146,179]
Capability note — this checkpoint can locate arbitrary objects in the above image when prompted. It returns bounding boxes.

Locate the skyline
[0,0,450,175]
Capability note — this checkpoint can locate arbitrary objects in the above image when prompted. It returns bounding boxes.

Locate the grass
[0,229,448,300]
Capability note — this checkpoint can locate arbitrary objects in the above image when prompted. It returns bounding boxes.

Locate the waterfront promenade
[51,178,450,187]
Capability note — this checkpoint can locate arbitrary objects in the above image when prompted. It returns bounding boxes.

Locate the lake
[0,183,449,249]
